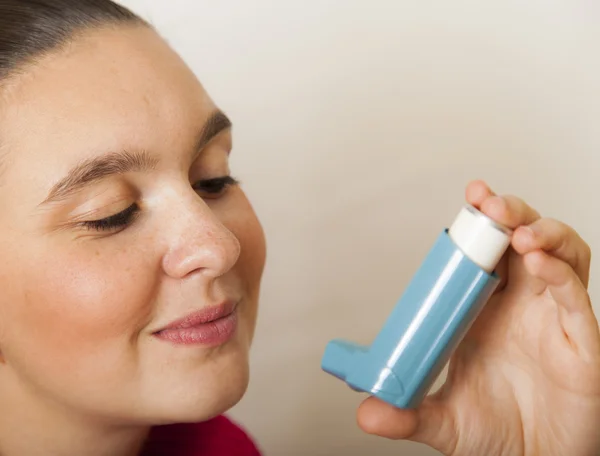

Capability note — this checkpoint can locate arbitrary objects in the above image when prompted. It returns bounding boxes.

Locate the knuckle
[539,217,569,237]
[503,194,540,220]
[581,239,592,262]
[543,218,591,262]
[502,194,525,208]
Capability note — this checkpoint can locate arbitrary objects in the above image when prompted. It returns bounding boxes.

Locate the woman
[0,1,597,455]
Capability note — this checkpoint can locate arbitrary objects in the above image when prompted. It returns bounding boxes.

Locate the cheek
[238,216,266,289]
[223,192,266,322]
[3,241,157,365]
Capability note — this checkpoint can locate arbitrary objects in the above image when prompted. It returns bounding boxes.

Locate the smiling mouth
[153,302,238,346]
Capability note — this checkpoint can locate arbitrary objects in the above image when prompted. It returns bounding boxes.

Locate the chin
[147,346,252,425]
[178,367,250,423]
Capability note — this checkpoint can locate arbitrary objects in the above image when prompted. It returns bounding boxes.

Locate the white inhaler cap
[448,205,513,273]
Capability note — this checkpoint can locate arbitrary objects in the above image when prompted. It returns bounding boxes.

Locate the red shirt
[141,415,262,456]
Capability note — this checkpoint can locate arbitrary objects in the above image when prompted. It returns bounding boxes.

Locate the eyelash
[81,176,238,232]
[191,175,238,195]
[82,203,140,232]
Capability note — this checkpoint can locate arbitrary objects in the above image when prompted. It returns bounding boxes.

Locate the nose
[161,197,241,280]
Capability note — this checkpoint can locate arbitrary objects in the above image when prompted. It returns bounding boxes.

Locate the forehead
[0,25,214,194]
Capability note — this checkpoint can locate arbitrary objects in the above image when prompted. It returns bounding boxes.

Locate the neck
[0,371,150,456]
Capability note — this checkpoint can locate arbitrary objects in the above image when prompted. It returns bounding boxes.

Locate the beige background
[119,1,600,454]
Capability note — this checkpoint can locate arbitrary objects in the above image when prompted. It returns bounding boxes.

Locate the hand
[356,180,600,456]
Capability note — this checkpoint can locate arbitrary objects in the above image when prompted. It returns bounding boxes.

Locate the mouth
[153,301,238,346]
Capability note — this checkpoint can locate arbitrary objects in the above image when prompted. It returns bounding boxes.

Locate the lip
[153,301,238,346]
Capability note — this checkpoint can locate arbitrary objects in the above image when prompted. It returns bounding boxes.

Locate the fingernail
[525,224,541,237]
[522,226,534,238]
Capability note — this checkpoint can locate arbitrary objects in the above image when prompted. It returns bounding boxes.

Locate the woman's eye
[192,176,238,198]
[76,177,236,234]
[81,203,140,232]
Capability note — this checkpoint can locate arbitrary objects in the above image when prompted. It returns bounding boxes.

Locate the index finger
[465,180,541,228]
[514,218,591,287]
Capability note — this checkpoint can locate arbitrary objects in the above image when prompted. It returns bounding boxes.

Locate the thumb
[357,396,457,455]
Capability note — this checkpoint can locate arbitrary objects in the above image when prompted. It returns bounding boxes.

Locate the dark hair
[0,0,146,81]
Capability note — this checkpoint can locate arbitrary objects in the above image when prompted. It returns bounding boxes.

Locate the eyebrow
[194,110,232,155]
[41,110,232,205]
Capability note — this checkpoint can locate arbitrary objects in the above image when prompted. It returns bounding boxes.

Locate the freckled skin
[0,25,266,454]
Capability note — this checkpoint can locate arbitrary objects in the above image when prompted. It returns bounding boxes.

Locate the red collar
[141,415,262,456]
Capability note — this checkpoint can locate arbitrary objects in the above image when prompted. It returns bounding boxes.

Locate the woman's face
[0,25,265,424]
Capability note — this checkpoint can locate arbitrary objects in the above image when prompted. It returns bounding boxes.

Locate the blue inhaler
[321,205,512,409]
